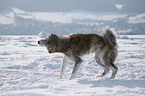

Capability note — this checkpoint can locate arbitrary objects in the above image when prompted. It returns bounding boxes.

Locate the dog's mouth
[48,50,52,53]
[47,47,53,53]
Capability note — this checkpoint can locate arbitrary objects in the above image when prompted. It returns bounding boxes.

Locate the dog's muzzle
[37,39,47,47]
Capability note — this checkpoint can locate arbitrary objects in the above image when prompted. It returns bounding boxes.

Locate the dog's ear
[50,34,59,40]
[50,34,57,38]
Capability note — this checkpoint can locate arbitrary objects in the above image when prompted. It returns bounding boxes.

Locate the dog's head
[38,34,60,53]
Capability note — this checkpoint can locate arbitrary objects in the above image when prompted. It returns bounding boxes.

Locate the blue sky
[0,0,145,13]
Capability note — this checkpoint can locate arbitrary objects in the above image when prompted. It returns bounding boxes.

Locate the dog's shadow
[77,79,145,88]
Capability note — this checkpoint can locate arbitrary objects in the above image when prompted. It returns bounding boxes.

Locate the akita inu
[38,28,118,80]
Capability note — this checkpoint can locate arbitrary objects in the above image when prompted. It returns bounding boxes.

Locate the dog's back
[66,34,105,56]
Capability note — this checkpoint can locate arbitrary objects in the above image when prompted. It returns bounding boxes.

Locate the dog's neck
[53,35,69,53]
[59,38,69,53]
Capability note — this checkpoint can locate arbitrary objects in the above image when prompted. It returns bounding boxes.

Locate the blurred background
[0,0,145,35]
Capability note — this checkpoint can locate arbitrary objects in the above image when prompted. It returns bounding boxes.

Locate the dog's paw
[69,77,75,80]
[59,76,63,79]
[69,78,72,80]
[109,76,115,79]
[96,75,103,79]
[96,76,100,79]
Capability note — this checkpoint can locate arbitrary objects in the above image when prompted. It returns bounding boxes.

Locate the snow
[0,8,34,24]
[115,4,124,10]
[0,7,145,96]
[11,8,26,14]
[0,11,15,25]
[32,12,127,23]
[128,13,145,24]
[0,35,145,96]
[11,8,34,20]
[0,8,127,24]
[1,8,145,35]
[37,32,49,39]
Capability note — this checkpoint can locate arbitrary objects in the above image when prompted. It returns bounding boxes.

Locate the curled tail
[102,28,118,48]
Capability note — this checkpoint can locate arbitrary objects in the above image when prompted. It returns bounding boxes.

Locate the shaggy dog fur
[38,29,118,79]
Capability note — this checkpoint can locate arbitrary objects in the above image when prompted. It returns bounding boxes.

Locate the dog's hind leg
[109,49,118,79]
[59,55,68,79]
[94,52,110,78]
[69,56,82,80]
[110,63,118,79]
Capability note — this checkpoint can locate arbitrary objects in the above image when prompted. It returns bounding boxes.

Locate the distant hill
[0,8,145,35]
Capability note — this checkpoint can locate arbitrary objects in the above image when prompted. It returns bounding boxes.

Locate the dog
[38,28,118,80]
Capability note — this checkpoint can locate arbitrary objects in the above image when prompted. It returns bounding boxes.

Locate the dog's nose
[38,41,40,44]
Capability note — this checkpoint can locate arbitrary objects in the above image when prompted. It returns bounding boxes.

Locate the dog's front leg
[59,55,68,79]
[69,58,82,80]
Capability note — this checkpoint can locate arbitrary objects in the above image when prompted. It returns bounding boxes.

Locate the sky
[0,0,145,13]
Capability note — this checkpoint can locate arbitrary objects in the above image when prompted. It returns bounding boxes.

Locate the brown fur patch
[67,34,105,56]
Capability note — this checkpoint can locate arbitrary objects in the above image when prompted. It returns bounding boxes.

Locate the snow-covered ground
[0,35,145,96]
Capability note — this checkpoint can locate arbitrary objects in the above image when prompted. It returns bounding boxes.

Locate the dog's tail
[102,28,118,48]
